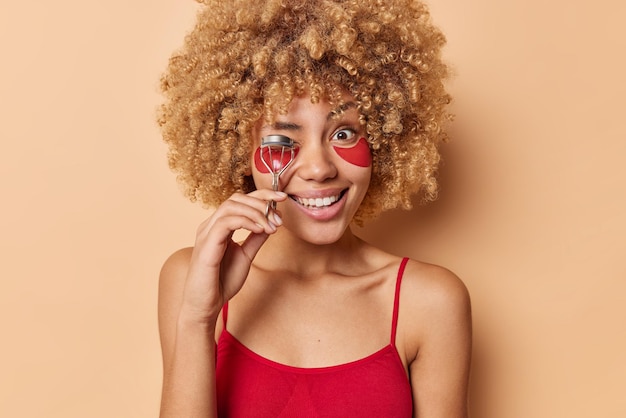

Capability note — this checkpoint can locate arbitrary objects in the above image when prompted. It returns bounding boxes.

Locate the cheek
[332,137,372,167]
[254,147,299,173]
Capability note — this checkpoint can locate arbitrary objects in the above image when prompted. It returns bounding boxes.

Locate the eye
[331,128,357,143]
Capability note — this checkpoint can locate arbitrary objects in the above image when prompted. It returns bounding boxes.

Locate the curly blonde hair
[158,0,451,222]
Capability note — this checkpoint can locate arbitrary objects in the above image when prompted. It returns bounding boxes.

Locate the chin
[286,219,353,246]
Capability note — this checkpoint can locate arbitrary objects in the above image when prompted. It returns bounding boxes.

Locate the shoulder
[402,259,470,313]
[160,247,194,283]
[397,258,472,361]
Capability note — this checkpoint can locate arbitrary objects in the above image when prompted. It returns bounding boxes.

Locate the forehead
[266,93,359,122]
[279,98,356,118]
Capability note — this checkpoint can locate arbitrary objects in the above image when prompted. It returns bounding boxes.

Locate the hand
[179,189,287,325]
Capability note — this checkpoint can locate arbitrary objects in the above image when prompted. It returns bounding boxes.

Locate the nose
[294,143,337,182]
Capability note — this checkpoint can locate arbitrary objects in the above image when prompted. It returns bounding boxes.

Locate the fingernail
[273,213,283,225]
[275,191,287,198]
[268,221,277,231]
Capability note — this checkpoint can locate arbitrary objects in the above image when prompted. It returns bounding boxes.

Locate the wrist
[177,305,220,332]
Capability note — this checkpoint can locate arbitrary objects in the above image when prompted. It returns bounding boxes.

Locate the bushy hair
[158,0,451,221]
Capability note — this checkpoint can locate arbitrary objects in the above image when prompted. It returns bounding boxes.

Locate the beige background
[1,0,624,417]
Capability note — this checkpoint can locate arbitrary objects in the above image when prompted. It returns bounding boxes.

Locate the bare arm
[158,249,219,417]
[406,265,472,418]
[158,191,287,417]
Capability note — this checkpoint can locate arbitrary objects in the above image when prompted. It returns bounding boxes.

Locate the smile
[291,190,347,208]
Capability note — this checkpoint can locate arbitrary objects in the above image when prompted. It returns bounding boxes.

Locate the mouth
[290,189,348,209]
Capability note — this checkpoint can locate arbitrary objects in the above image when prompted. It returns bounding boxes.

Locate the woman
[157,0,471,416]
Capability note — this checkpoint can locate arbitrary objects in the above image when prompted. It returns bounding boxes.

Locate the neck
[254,226,367,278]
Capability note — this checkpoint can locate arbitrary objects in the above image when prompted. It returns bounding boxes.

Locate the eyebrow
[329,102,357,120]
[270,121,302,131]
[265,102,358,131]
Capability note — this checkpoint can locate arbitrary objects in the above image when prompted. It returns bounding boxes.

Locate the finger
[269,209,283,226]
[227,191,288,214]
[245,190,288,202]
[239,231,270,264]
[201,200,277,237]
[218,231,271,300]
[229,193,286,226]
[196,191,287,239]
[205,214,273,245]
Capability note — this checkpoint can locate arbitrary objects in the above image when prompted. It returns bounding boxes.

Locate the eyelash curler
[260,135,296,217]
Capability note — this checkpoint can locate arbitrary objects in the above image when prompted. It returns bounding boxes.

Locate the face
[251,93,372,245]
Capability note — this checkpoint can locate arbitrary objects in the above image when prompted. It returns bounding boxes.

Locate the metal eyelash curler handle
[260,135,296,217]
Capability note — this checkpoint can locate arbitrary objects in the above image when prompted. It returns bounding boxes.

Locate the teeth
[296,194,340,208]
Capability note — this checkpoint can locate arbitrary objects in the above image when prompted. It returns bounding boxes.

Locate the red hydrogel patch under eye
[333,137,372,167]
[254,146,299,173]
